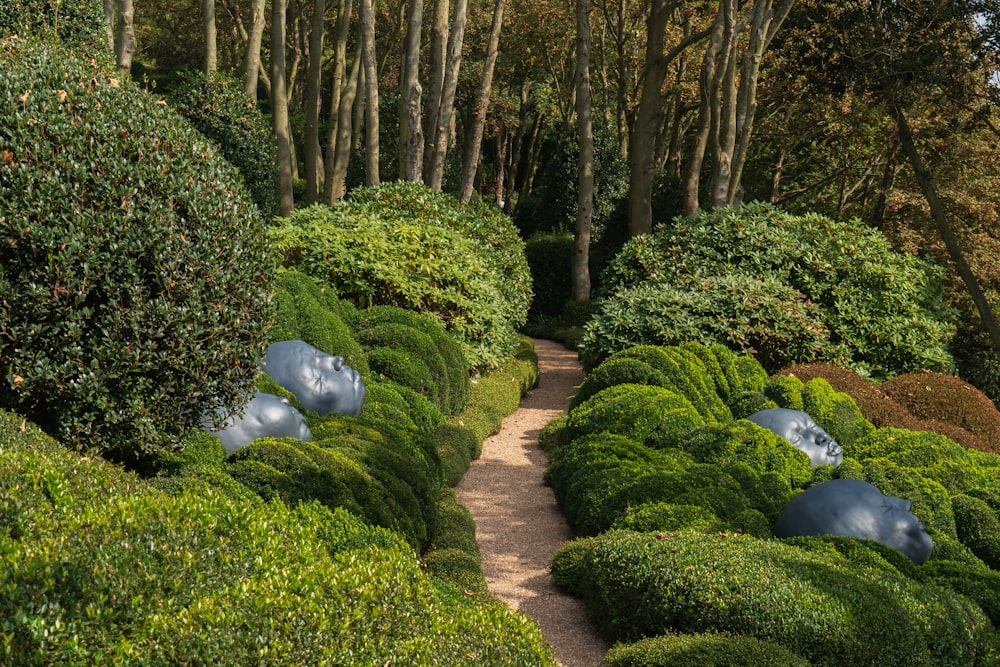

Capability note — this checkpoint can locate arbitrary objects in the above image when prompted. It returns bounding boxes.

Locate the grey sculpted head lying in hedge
[748,408,843,467]
[773,479,934,565]
[262,340,366,416]
[210,392,312,453]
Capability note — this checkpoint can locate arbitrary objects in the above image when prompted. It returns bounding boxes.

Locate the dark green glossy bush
[551,530,991,666]
[0,39,272,460]
[0,0,107,53]
[524,231,574,320]
[604,632,812,667]
[168,69,278,218]
[585,203,955,378]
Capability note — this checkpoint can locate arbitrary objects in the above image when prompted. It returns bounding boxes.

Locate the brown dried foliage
[777,363,998,454]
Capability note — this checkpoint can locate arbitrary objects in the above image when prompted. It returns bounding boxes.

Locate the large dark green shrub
[0,412,556,666]
[524,231,574,320]
[271,190,525,370]
[0,1,107,53]
[584,203,955,378]
[168,69,278,218]
[551,531,992,666]
[0,40,272,459]
[604,632,812,667]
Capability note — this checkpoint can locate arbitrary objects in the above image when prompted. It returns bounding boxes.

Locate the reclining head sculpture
[747,407,844,467]
[261,339,366,416]
[209,391,312,453]
[773,478,934,565]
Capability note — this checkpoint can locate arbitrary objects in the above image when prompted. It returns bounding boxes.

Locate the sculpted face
[261,340,366,416]
[747,408,843,467]
[208,391,312,453]
[773,479,934,565]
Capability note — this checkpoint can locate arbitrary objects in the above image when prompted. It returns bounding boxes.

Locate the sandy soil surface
[455,338,610,667]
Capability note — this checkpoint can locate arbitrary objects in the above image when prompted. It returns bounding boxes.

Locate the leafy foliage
[0,411,556,666]
[0,39,273,460]
[271,182,531,370]
[168,69,279,219]
[585,203,956,378]
[0,0,108,53]
[524,231,574,320]
[604,632,812,667]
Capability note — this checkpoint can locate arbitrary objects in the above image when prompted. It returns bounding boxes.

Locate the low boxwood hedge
[604,632,812,667]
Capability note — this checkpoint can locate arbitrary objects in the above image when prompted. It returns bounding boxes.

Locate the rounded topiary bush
[585,203,955,378]
[0,39,272,459]
[880,371,1000,447]
[604,632,812,667]
[565,384,704,445]
[168,69,278,219]
[951,494,1000,570]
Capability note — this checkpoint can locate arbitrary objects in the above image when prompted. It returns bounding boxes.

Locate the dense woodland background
[102,0,1000,391]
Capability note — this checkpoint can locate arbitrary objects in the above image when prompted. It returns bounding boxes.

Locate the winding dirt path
[455,338,610,667]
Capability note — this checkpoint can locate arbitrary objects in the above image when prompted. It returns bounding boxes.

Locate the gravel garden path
[455,338,610,667]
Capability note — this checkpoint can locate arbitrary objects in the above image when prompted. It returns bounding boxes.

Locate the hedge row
[546,342,1000,665]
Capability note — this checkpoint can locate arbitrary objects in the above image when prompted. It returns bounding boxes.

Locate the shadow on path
[455,339,609,667]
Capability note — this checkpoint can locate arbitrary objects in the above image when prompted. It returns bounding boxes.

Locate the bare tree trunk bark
[709,0,738,208]
[323,0,355,204]
[204,0,218,75]
[399,0,425,181]
[423,0,449,176]
[893,106,1000,350]
[328,45,364,201]
[103,0,115,50]
[360,0,380,185]
[458,0,506,202]
[272,0,296,216]
[680,7,724,217]
[304,0,326,203]
[573,0,594,302]
[425,0,468,190]
[515,110,546,215]
[114,0,135,75]
[244,0,267,100]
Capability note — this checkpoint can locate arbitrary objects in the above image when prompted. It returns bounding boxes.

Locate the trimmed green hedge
[551,530,992,666]
[605,632,812,667]
[0,411,556,666]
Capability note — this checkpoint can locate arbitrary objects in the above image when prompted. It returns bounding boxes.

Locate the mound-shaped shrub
[585,203,955,378]
[551,531,991,666]
[0,411,557,666]
[678,421,813,488]
[168,69,278,218]
[951,494,1000,570]
[778,362,993,453]
[269,268,368,376]
[565,384,705,445]
[881,371,1000,448]
[272,182,530,370]
[604,632,812,667]
[352,305,470,414]
[0,39,272,459]
[0,0,107,52]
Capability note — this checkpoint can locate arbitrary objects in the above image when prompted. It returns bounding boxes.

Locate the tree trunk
[114,0,135,75]
[709,0,738,208]
[425,0,468,190]
[680,8,724,217]
[360,0,380,185]
[304,0,326,204]
[203,0,218,75]
[573,0,594,302]
[423,0,449,175]
[103,0,115,50]
[323,0,355,204]
[244,0,267,100]
[458,0,506,202]
[272,0,295,216]
[893,105,1000,351]
[327,45,363,201]
[399,0,425,181]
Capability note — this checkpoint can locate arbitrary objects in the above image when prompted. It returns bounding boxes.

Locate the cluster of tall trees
[112,0,1000,343]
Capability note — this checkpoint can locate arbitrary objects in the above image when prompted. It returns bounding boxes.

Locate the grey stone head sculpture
[209,391,312,454]
[261,340,366,416]
[773,479,934,565]
[747,407,843,467]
